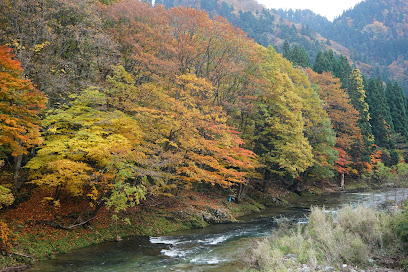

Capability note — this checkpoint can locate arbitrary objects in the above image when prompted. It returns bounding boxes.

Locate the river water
[28,188,407,272]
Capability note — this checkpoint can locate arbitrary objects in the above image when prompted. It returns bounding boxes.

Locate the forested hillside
[152,0,408,171]
[278,0,408,91]
[155,0,326,62]
[157,0,408,94]
[1,0,408,268]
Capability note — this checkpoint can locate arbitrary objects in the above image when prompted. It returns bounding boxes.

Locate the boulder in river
[201,207,234,224]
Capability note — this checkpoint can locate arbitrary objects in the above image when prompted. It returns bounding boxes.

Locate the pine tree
[323,49,336,72]
[291,44,300,65]
[312,51,328,74]
[283,40,290,59]
[366,78,394,149]
[334,55,352,87]
[299,47,310,68]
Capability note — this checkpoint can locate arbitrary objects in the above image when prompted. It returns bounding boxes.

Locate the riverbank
[0,179,397,271]
[0,186,287,271]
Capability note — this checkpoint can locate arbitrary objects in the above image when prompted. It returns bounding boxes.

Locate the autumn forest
[1,0,408,270]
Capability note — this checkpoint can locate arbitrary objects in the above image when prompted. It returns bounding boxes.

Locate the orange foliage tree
[0,45,46,189]
[305,69,364,179]
[99,2,261,190]
[106,66,260,190]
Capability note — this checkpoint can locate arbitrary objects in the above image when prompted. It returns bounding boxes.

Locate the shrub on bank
[393,201,408,269]
[247,205,403,271]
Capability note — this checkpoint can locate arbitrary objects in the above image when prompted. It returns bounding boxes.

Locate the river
[28,188,407,272]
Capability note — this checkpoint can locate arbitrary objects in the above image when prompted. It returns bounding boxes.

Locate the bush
[308,206,370,266]
[252,238,287,271]
[337,205,394,249]
[0,221,13,254]
[392,201,408,270]
[394,212,408,243]
[248,205,401,271]
[374,162,397,184]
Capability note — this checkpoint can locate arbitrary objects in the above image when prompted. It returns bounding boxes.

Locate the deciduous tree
[306,69,363,181]
[0,45,46,189]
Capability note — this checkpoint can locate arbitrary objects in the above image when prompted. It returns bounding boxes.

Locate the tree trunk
[237,179,251,202]
[340,172,345,191]
[14,154,23,191]
[262,169,270,192]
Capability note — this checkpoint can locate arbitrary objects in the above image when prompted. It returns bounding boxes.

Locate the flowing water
[28,188,407,272]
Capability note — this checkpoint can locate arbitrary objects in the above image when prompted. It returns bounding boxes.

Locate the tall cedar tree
[365,78,394,149]
[386,82,408,140]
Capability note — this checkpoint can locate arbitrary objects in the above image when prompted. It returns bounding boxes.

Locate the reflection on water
[28,188,407,272]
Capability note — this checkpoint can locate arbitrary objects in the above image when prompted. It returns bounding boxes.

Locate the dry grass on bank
[246,205,404,272]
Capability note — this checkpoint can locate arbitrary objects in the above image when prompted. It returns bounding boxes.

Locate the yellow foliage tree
[26,89,148,218]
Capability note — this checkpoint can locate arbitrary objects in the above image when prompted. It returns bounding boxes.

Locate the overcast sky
[256,0,364,21]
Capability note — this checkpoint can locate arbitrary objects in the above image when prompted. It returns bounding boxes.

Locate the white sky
[256,0,364,21]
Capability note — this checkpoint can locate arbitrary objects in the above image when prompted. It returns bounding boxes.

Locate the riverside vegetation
[246,201,408,272]
[246,203,408,272]
[1,0,408,271]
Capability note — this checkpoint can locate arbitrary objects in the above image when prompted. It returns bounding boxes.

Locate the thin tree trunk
[237,179,251,202]
[340,172,345,190]
[14,154,23,191]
